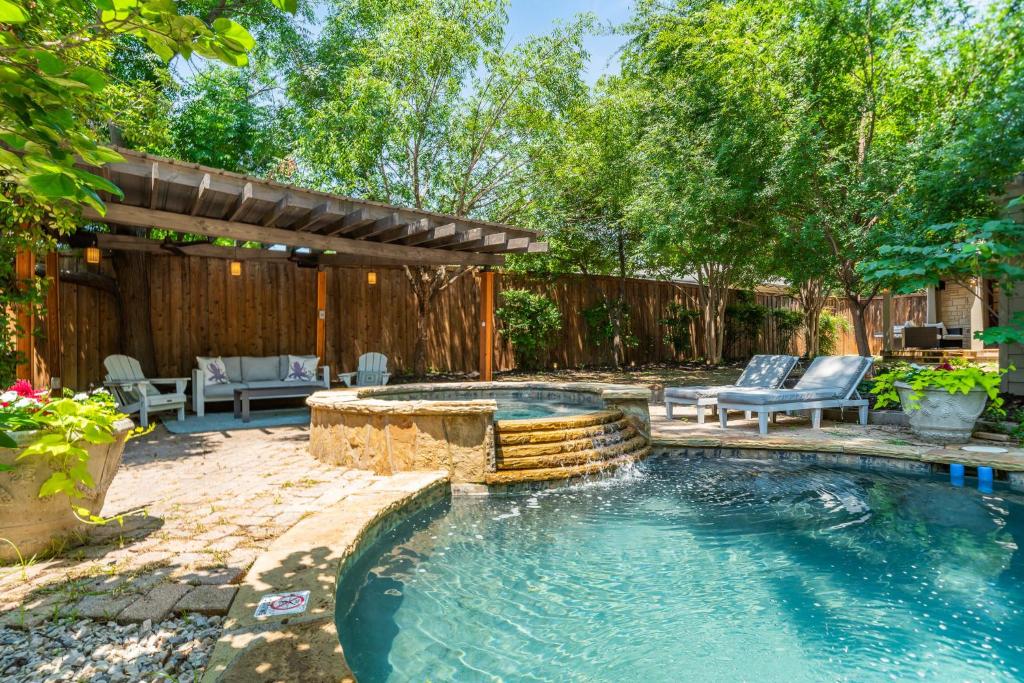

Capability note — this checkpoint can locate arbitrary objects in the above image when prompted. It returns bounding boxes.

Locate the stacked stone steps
[487,409,650,484]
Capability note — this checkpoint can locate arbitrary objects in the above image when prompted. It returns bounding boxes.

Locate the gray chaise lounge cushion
[665,355,798,401]
[718,355,872,406]
[734,354,799,388]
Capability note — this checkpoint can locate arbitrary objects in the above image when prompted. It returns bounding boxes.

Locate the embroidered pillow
[198,356,231,386]
[284,355,319,383]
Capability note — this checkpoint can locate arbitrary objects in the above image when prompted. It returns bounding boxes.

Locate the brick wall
[938,280,976,343]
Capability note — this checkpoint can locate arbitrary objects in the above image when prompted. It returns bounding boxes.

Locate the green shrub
[725,292,768,346]
[582,300,638,353]
[818,309,851,356]
[495,289,562,370]
[767,308,805,353]
[660,301,699,358]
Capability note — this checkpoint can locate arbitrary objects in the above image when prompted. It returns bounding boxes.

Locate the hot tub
[307,382,652,485]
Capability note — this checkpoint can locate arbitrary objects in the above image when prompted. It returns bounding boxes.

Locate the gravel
[0,615,223,682]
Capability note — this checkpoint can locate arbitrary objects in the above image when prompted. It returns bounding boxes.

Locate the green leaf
[69,66,106,93]
[269,0,297,13]
[0,0,29,23]
[0,432,16,449]
[211,18,255,52]
[38,471,72,498]
[25,171,77,199]
[33,50,65,76]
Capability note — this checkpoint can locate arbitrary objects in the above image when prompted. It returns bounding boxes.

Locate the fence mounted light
[230,260,242,276]
[367,271,377,286]
[85,246,101,265]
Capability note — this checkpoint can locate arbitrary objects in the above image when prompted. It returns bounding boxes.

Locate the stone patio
[0,422,381,681]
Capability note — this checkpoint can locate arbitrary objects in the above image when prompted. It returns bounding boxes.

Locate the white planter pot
[895,382,988,444]
[0,419,133,562]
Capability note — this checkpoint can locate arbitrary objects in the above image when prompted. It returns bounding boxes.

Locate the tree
[291,0,589,374]
[524,78,649,368]
[624,0,787,364]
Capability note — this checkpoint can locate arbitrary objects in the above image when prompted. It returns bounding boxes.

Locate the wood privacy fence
[52,254,925,390]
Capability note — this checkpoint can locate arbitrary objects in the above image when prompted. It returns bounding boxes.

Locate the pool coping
[650,430,1024,475]
[201,470,450,683]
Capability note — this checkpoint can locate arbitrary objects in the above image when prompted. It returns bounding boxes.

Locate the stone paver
[116,583,192,623]
[173,585,238,616]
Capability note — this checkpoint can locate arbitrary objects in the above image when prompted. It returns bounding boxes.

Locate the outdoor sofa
[664,354,799,424]
[191,355,329,417]
[717,355,874,435]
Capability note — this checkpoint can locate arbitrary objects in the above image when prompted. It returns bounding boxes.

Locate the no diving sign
[254,591,311,618]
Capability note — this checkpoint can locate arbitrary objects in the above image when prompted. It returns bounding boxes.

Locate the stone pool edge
[201,470,450,683]
[651,433,1024,489]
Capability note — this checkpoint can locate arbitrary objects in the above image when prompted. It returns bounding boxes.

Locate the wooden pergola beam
[399,222,455,246]
[321,209,373,236]
[450,232,507,252]
[374,218,431,244]
[87,209,504,266]
[347,213,403,240]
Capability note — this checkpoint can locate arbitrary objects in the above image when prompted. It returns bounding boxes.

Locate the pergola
[17,148,546,386]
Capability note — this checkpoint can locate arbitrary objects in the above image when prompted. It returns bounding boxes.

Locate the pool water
[336,457,1024,682]
[377,390,601,420]
[491,399,592,420]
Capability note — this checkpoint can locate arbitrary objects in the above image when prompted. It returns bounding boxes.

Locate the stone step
[496,434,648,470]
[495,417,633,446]
[485,447,651,485]
[497,425,640,460]
[494,409,623,433]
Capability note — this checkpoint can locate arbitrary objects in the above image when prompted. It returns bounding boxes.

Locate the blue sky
[505,0,633,83]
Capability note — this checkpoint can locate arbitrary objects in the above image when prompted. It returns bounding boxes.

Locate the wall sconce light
[230,260,242,276]
[367,271,377,286]
[85,246,101,265]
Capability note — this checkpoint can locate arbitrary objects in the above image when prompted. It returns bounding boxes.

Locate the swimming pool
[336,456,1024,681]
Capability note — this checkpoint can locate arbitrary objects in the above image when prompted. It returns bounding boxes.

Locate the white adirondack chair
[103,355,189,427]
[338,353,390,387]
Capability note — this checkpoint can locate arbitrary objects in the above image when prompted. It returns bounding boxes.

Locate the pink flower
[8,380,39,398]
[936,362,955,372]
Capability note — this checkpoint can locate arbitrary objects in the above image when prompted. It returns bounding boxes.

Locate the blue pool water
[336,457,1024,681]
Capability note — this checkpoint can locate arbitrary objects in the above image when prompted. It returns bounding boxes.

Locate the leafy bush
[767,308,805,353]
[818,309,851,356]
[870,360,1006,411]
[725,292,768,345]
[660,301,699,358]
[495,290,562,370]
[582,300,638,352]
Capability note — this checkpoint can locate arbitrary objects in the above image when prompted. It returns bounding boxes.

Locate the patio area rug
[160,408,310,434]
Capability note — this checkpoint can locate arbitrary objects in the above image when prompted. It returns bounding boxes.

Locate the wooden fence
[50,253,925,390]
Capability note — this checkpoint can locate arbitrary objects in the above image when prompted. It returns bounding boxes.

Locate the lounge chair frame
[664,354,798,424]
[717,357,874,435]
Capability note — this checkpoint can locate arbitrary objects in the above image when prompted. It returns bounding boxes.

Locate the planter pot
[895,382,988,444]
[0,418,133,563]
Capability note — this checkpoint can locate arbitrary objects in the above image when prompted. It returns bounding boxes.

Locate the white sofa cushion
[241,356,282,382]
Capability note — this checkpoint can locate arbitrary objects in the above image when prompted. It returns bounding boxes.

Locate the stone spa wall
[307,382,652,484]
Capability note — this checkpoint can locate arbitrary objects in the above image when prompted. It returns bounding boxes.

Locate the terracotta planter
[0,418,133,562]
[895,382,988,444]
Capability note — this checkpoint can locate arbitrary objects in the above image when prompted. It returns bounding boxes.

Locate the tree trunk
[847,294,873,357]
[797,278,828,358]
[611,232,628,368]
[111,247,157,376]
[412,291,431,376]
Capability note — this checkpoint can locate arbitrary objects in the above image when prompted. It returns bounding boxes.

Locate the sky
[504,0,634,84]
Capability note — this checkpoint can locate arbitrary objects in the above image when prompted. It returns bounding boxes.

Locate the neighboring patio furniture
[233,385,322,423]
[103,354,188,427]
[904,326,940,349]
[191,355,329,417]
[717,355,874,435]
[664,354,799,424]
[338,352,391,387]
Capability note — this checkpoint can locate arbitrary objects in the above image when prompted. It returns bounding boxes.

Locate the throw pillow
[198,356,231,386]
[284,355,319,383]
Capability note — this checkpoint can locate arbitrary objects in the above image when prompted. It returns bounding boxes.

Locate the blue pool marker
[950,463,965,487]
[978,466,994,494]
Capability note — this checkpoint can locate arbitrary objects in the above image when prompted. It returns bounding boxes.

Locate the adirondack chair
[103,355,189,427]
[338,353,390,387]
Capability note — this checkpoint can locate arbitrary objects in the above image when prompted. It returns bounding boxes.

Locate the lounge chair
[717,355,874,435]
[103,354,189,427]
[664,354,799,424]
[338,352,390,387]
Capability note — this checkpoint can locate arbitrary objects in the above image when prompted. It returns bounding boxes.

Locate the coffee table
[232,385,321,422]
